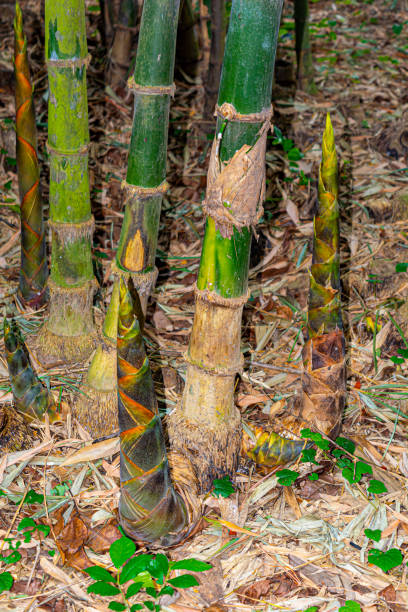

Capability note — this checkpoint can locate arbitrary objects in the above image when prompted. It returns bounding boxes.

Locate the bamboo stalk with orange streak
[14,3,48,308]
[117,278,191,545]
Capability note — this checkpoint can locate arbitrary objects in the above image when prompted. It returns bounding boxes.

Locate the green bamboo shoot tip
[319,112,338,198]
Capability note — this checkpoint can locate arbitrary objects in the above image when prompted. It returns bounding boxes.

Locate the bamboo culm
[14,3,48,308]
[117,278,187,545]
[37,0,97,366]
[115,0,180,312]
[168,0,284,491]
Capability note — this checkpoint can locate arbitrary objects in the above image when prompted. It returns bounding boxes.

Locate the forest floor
[1,0,408,610]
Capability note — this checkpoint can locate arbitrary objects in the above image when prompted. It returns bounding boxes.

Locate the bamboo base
[33,326,98,368]
[73,343,118,438]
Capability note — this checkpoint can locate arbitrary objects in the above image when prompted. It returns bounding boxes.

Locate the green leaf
[342,467,355,484]
[36,524,50,537]
[397,348,408,358]
[17,517,36,531]
[145,587,157,598]
[120,554,153,584]
[390,356,405,364]
[147,554,169,583]
[168,574,199,588]
[355,460,373,482]
[24,490,44,504]
[1,551,22,564]
[130,605,143,611]
[336,457,353,469]
[339,602,362,612]
[395,263,408,273]
[144,602,155,611]
[276,469,299,486]
[367,479,388,494]
[0,571,13,593]
[110,537,136,568]
[393,23,403,35]
[108,603,126,611]
[335,437,355,454]
[85,566,114,582]
[364,529,382,542]
[303,607,319,612]
[300,428,330,450]
[368,548,403,572]
[158,585,175,597]
[87,581,121,596]
[212,477,235,498]
[308,473,319,481]
[301,448,319,464]
[287,147,304,161]
[23,531,33,543]
[125,582,143,598]
[171,559,212,572]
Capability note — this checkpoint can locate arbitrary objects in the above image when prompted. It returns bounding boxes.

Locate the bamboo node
[203,120,269,238]
[48,216,95,244]
[112,260,158,296]
[194,285,250,308]
[47,276,98,296]
[46,53,91,70]
[215,102,273,124]
[46,141,89,157]
[121,179,169,201]
[127,76,176,98]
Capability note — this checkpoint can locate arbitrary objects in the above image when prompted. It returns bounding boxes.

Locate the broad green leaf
[87,581,121,596]
[395,263,408,273]
[17,517,36,531]
[85,566,114,582]
[36,524,50,537]
[146,586,157,598]
[367,479,388,494]
[364,529,382,542]
[335,437,356,454]
[368,548,403,572]
[144,601,155,611]
[110,537,136,568]
[119,554,153,584]
[0,571,13,593]
[308,473,319,481]
[276,469,299,486]
[171,559,212,572]
[125,582,143,598]
[24,490,44,504]
[158,585,175,597]
[301,448,319,464]
[108,603,126,611]
[130,605,143,612]
[147,553,169,583]
[1,551,22,564]
[212,477,235,498]
[339,602,362,612]
[168,574,199,588]
[300,428,330,450]
[355,460,372,482]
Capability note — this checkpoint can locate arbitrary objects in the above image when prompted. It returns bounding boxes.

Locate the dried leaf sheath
[4,319,56,422]
[117,279,187,545]
[14,3,48,308]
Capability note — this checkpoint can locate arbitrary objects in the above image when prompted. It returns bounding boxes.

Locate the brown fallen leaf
[56,512,92,570]
[87,519,121,554]
[236,578,271,604]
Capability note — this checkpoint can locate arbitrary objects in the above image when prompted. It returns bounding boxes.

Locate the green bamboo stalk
[294,0,317,94]
[168,0,284,491]
[14,3,48,309]
[73,281,120,437]
[36,0,97,366]
[115,0,180,312]
[244,114,344,467]
[117,278,188,545]
[4,318,57,422]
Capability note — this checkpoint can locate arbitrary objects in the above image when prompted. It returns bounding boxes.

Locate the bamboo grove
[2,0,350,547]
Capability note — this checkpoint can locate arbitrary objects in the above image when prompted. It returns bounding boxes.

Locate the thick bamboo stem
[115,0,180,311]
[14,3,48,309]
[37,0,97,365]
[106,0,138,91]
[117,279,188,545]
[169,0,284,491]
[204,0,226,121]
[294,0,316,94]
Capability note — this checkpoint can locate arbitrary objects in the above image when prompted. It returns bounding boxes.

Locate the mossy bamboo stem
[115,0,180,311]
[37,0,97,365]
[14,3,48,309]
[169,0,284,491]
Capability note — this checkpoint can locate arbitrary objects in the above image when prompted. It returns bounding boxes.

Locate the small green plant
[339,602,362,612]
[271,126,309,185]
[364,528,382,542]
[367,548,403,573]
[211,477,235,498]
[85,536,212,611]
[276,469,299,486]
